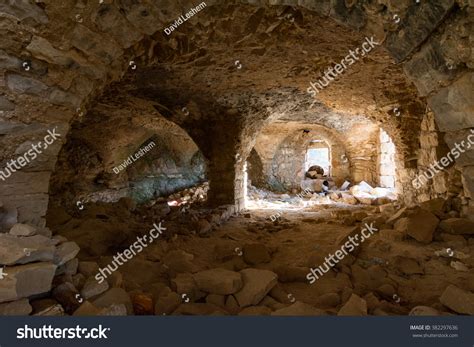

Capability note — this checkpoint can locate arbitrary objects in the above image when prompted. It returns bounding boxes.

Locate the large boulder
[234,269,278,307]
[394,208,439,243]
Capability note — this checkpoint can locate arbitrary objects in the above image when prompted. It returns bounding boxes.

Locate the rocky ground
[1,185,473,316]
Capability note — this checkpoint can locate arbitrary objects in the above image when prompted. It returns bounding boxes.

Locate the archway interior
[245,119,398,210]
[0,0,472,318]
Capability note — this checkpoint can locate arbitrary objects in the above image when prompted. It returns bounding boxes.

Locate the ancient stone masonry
[0,0,473,318]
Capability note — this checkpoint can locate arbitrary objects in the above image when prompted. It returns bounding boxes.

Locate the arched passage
[0,0,473,317]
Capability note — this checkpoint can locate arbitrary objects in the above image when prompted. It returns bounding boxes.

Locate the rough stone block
[429,73,474,131]
[0,262,57,303]
[385,0,455,62]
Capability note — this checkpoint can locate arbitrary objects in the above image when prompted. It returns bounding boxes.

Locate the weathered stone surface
[386,207,409,225]
[403,41,458,96]
[80,277,109,300]
[26,36,73,66]
[385,0,455,62]
[273,265,309,282]
[0,95,15,111]
[0,234,56,265]
[93,288,133,314]
[193,268,242,295]
[234,269,278,307]
[271,301,325,316]
[439,218,474,235]
[243,243,271,265]
[314,293,341,308]
[68,25,122,64]
[52,282,81,314]
[0,1,48,24]
[6,74,48,95]
[337,294,367,316]
[0,262,56,303]
[78,261,99,277]
[100,303,127,316]
[154,291,181,315]
[54,241,80,266]
[119,1,163,36]
[73,301,101,316]
[443,129,474,167]
[0,298,32,315]
[298,0,331,15]
[164,250,197,273]
[461,166,474,199]
[205,294,226,308]
[419,198,446,217]
[92,5,143,48]
[329,0,366,30]
[429,73,474,131]
[171,273,204,301]
[394,209,439,243]
[393,256,424,275]
[34,304,65,316]
[439,285,474,314]
[9,223,36,236]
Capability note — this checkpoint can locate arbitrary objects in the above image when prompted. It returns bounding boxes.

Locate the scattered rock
[131,293,154,315]
[52,282,81,314]
[78,261,99,277]
[243,243,271,265]
[9,223,36,236]
[394,208,439,243]
[0,298,32,315]
[314,293,341,308]
[393,256,424,275]
[80,277,109,300]
[154,291,181,315]
[439,285,474,314]
[439,218,474,235]
[54,242,80,266]
[337,294,367,316]
[93,288,133,314]
[193,268,242,295]
[234,269,278,307]
[273,265,309,282]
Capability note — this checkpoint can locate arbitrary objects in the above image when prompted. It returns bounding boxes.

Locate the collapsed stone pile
[248,180,397,207]
[0,221,82,315]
